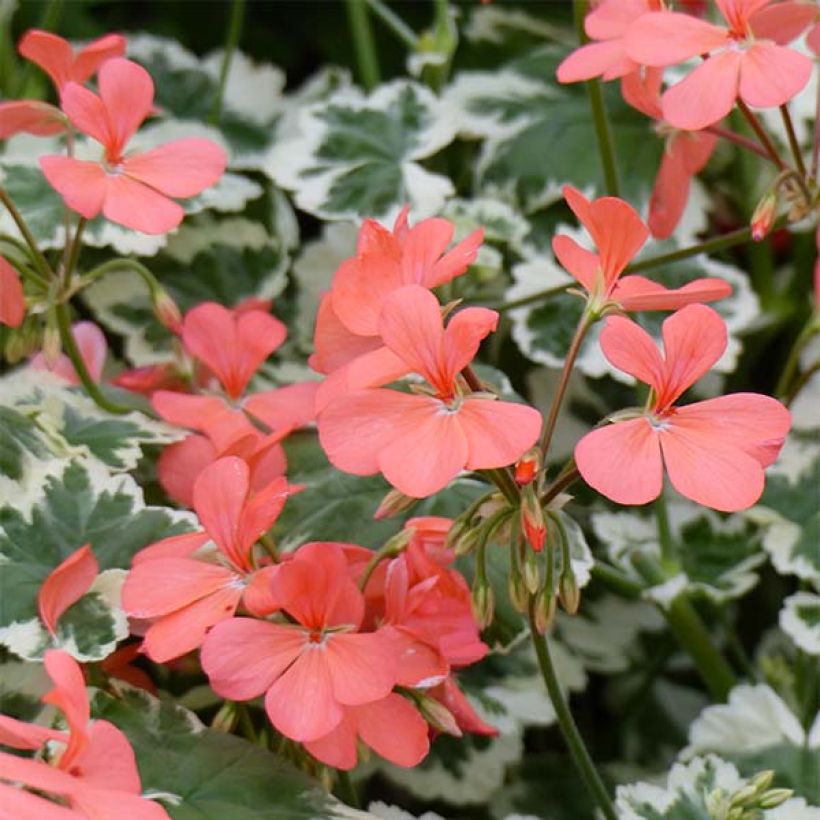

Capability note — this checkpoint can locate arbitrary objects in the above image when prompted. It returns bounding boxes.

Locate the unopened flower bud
[472,582,494,629]
[375,488,417,520]
[210,701,237,733]
[4,329,26,363]
[534,589,557,634]
[514,448,542,486]
[729,783,759,809]
[380,529,413,557]
[453,523,482,557]
[747,770,774,795]
[152,288,182,333]
[41,317,61,368]
[520,485,546,552]
[507,570,528,612]
[558,570,580,615]
[750,191,777,242]
[757,788,793,809]
[523,548,541,595]
[417,695,462,737]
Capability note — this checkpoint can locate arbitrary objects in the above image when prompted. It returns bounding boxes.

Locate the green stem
[654,493,677,571]
[492,283,569,313]
[737,99,786,172]
[365,0,418,48]
[235,702,258,743]
[346,0,380,90]
[541,465,580,506]
[632,553,736,701]
[0,186,53,281]
[775,316,819,401]
[780,104,806,179]
[61,217,86,285]
[55,302,131,415]
[335,770,360,809]
[210,0,246,125]
[540,312,593,460]
[527,604,617,820]
[706,124,772,161]
[573,0,618,196]
[75,257,164,299]
[715,606,757,682]
[591,563,643,599]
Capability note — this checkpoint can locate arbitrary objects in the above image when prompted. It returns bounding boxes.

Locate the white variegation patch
[780,592,820,655]
[464,4,565,44]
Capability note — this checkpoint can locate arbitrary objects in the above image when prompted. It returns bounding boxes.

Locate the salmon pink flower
[40,58,227,234]
[122,457,294,662]
[304,693,430,771]
[0,257,26,327]
[556,0,660,83]
[30,322,107,384]
[553,185,732,313]
[38,544,98,637]
[625,1,815,130]
[575,304,791,512]
[201,542,399,743]
[620,69,718,239]
[0,650,169,819]
[318,285,542,498]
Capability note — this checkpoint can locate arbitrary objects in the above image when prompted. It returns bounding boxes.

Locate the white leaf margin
[780,592,820,656]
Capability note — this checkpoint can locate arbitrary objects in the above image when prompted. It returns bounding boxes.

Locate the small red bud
[514,447,542,486]
[750,192,777,242]
[520,485,546,552]
[153,289,183,333]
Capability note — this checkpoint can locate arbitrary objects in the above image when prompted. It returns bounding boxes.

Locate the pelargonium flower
[574,304,791,512]
[201,542,400,743]
[553,185,732,312]
[318,285,542,498]
[556,0,660,83]
[38,544,98,637]
[0,650,169,819]
[625,0,815,130]
[620,69,717,239]
[0,30,126,140]
[0,257,26,327]
[40,58,226,234]
[122,456,294,661]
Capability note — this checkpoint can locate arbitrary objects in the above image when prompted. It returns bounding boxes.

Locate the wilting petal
[38,544,98,635]
[671,393,790,468]
[0,258,25,328]
[102,174,184,234]
[659,419,765,511]
[598,315,665,390]
[192,456,248,563]
[122,558,235,618]
[73,721,141,793]
[424,227,484,288]
[97,58,154,153]
[122,140,227,198]
[656,303,726,409]
[662,50,742,131]
[325,631,397,705]
[202,618,304,700]
[625,11,729,65]
[355,694,430,767]
[39,156,107,219]
[552,235,600,292]
[575,418,663,506]
[303,711,359,770]
[614,275,732,312]
[0,782,83,819]
[142,584,242,663]
[0,100,64,139]
[458,397,542,470]
[557,39,636,83]
[738,42,812,109]
[265,647,342,741]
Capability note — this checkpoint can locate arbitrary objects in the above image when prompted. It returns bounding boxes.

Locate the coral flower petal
[202,619,305,701]
[551,235,600,292]
[400,218,454,284]
[122,139,227,198]
[661,50,742,131]
[58,82,111,146]
[332,253,403,337]
[0,100,64,139]
[0,782,83,819]
[325,631,397,705]
[749,2,818,43]
[18,29,74,88]
[73,721,141,793]
[738,42,812,109]
[0,715,64,750]
[557,39,636,83]
[598,315,665,390]
[157,434,217,508]
[98,59,154,153]
[575,418,663,506]
[458,398,542,470]
[613,275,731,312]
[42,650,90,744]
[625,11,729,65]
[355,694,430,767]
[0,751,79,796]
[142,584,242,662]
[424,227,484,288]
[310,292,383,374]
[39,156,107,219]
[71,789,169,820]
[0,258,25,328]
[303,712,359,770]
[38,544,98,635]
[193,456,248,563]
[264,648,343,741]
[102,174,185,234]
[70,34,128,84]
[131,531,211,566]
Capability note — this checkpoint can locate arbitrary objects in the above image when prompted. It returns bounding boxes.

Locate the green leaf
[0,405,55,483]
[268,80,457,221]
[780,592,820,656]
[90,686,352,819]
[747,432,820,585]
[275,432,487,551]
[0,459,193,660]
